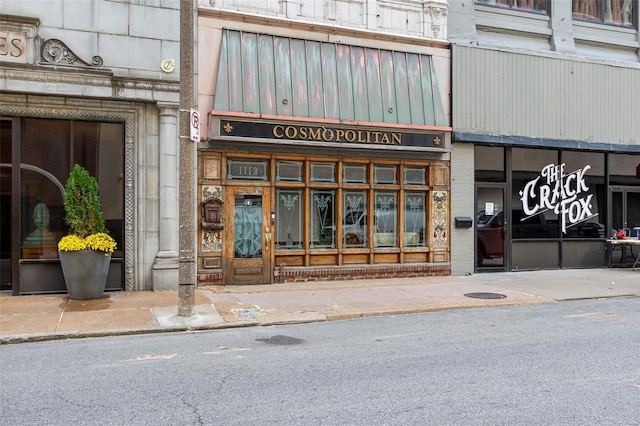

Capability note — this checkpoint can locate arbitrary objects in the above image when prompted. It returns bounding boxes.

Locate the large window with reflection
[1,118,124,294]
[266,158,435,269]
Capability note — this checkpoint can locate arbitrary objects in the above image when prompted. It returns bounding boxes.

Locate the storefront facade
[448,1,640,274]
[196,5,452,285]
[1,4,181,294]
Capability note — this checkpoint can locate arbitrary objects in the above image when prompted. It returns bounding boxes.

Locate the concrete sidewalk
[1,268,638,344]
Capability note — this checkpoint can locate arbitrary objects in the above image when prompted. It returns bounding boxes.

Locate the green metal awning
[213,29,447,128]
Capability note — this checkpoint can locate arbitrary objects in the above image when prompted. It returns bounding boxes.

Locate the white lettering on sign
[519,163,597,234]
[0,30,27,63]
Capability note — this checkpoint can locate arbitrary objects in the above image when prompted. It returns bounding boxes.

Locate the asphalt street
[2,297,639,425]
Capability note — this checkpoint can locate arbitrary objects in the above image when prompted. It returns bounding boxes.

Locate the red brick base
[198,263,450,286]
[276,263,450,283]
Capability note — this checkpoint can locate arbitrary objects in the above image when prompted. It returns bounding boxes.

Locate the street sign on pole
[190,108,200,142]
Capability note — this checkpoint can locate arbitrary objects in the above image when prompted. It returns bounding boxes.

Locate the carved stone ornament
[41,38,104,67]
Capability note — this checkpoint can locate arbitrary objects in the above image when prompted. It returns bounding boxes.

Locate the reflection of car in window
[477,208,605,265]
[476,209,504,266]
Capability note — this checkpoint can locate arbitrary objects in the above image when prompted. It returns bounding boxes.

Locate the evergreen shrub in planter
[58,164,116,299]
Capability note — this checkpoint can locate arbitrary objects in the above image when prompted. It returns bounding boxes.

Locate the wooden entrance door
[225,186,272,285]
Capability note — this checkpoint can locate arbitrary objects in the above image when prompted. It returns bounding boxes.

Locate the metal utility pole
[178,0,196,316]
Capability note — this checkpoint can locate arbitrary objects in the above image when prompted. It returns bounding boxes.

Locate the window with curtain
[475,0,549,14]
[573,0,635,27]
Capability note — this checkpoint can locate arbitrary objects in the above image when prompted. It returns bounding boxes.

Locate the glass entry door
[476,185,507,270]
[225,186,271,285]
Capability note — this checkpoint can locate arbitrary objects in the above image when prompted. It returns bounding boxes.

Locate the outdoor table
[606,239,640,270]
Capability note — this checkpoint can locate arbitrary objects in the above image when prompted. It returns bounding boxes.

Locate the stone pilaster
[152,102,180,290]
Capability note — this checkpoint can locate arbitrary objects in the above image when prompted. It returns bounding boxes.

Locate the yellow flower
[58,235,87,251]
[58,233,116,254]
[85,233,117,253]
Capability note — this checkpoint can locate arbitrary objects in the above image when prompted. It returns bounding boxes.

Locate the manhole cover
[464,292,507,299]
[256,335,304,345]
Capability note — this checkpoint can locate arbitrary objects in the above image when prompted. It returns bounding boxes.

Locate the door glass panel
[234,195,263,258]
[476,187,505,268]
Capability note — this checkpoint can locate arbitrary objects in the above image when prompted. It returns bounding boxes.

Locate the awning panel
[214,29,447,127]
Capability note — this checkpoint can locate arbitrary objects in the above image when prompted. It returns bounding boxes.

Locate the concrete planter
[59,250,112,300]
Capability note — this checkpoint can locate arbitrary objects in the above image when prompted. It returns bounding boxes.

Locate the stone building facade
[1,0,182,294]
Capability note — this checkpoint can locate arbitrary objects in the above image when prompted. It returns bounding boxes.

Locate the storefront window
[276,161,302,181]
[404,192,426,247]
[3,118,124,294]
[310,163,335,182]
[512,148,559,239]
[475,146,505,182]
[374,166,397,184]
[609,154,640,186]
[344,190,367,247]
[404,167,426,185]
[343,164,367,183]
[310,190,335,248]
[561,151,605,239]
[275,189,302,249]
[267,158,440,270]
[374,191,397,247]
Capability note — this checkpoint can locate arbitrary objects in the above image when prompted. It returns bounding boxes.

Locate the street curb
[1,297,557,344]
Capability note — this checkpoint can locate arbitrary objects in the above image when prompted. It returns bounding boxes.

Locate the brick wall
[277,264,450,283]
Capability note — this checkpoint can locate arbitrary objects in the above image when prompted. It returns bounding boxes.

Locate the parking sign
[190,109,200,142]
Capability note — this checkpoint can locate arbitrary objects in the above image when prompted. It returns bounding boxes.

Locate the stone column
[152,102,180,290]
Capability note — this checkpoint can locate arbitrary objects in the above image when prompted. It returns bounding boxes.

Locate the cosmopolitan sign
[519,163,597,234]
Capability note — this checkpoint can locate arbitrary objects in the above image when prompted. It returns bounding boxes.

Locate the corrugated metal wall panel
[214,29,447,127]
[274,37,293,116]
[289,38,309,117]
[258,34,276,115]
[322,43,340,118]
[380,50,397,123]
[453,45,640,147]
[336,44,355,121]
[241,32,260,113]
[365,48,384,122]
[306,40,324,118]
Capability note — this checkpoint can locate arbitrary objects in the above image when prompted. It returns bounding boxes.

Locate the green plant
[58,164,116,253]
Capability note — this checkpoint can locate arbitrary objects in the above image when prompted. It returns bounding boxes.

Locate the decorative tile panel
[431,191,448,249]
[201,185,222,251]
